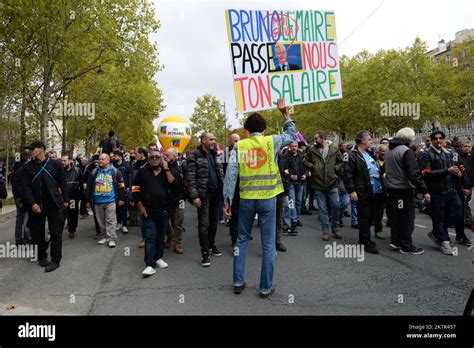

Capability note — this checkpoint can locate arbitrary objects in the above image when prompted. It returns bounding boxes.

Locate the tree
[0,0,164,156]
[190,94,227,146]
[286,37,469,141]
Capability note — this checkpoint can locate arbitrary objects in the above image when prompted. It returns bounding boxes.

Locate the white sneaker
[156,259,168,268]
[108,240,116,248]
[87,208,93,216]
[116,223,122,231]
[98,238,107,245]
[440,241,454,255]
[122,226,129,233]
[142,266,156,276]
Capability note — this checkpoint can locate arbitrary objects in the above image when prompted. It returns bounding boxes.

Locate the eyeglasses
[149,155,162,160]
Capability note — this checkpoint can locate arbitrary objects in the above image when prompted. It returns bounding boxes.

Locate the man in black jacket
[130,147,148,247]
[458,140,472,226]
[11,154,31,245]
[281,140,308,230]
[61,154,84,239]
[83,155,101,236]
[22,141,69,272]
[343,131,383,254]
[164,148,186,254]
[384,128,430,255]
[0,172,6,200]
[186,132,225,267]
[133,150,176,277]
[420,131,471,254]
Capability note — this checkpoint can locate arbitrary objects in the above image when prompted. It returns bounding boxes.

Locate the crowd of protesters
[3,104,472,299]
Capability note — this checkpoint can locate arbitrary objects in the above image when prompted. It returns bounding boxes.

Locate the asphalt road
[0,204,472,315]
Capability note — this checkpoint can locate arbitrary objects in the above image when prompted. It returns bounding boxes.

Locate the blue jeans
[430,192,463,242]
[234,197,276,295]
[339,191,350,224]
[314,187,340,233]
[288,181,303,223]
[283,182,303,229]
[141,210,168,267]
[351,201,358,225]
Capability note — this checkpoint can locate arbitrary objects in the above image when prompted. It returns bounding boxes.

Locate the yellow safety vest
[237,135,283,199]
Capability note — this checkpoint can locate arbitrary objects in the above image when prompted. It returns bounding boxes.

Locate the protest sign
[225,9,342,112]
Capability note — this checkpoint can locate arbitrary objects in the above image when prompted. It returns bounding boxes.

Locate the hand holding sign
[278,98,291,121]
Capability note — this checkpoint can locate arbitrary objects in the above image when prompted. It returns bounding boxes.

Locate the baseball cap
[24,140,46,150]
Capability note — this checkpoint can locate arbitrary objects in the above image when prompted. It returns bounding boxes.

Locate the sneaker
[332,230,342,239]
[400,246,424,255]
[375,231,386,240]
[440,242,454,255]
[455,237,472,246]
[389,243,401,251]
[138,239,145,248]
[142,266,156,277]
[116,223,122,231]
[260,286,276,299]
[219,220,225,224]
[45,262,60,272]
[427,231,441,247]
[69,232,76,239]
[344,211,350,217]
[276,242,287,252]
[287,230,299,236]
[156,259,168,268]
[122,226,129,234]
[296,220,303,227]
[38,259,50,267]
[234,283,246,294]
[201,254,211,267]
[209,246,222,256]
[322,233,330,241]
[98,238,107,245]
[282,228,292,235]
[338,221,344,227]
[93,234,100,240]
[108,240,116,248]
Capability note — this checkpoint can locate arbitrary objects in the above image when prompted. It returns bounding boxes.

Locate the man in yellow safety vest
[223,100,297,298]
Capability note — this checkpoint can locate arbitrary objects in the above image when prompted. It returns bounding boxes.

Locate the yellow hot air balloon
[157,116,192,154]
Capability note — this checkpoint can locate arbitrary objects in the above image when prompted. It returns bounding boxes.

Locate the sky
[151,0,473,133]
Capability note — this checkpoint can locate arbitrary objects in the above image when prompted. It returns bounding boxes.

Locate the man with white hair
[384,127,430,255]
